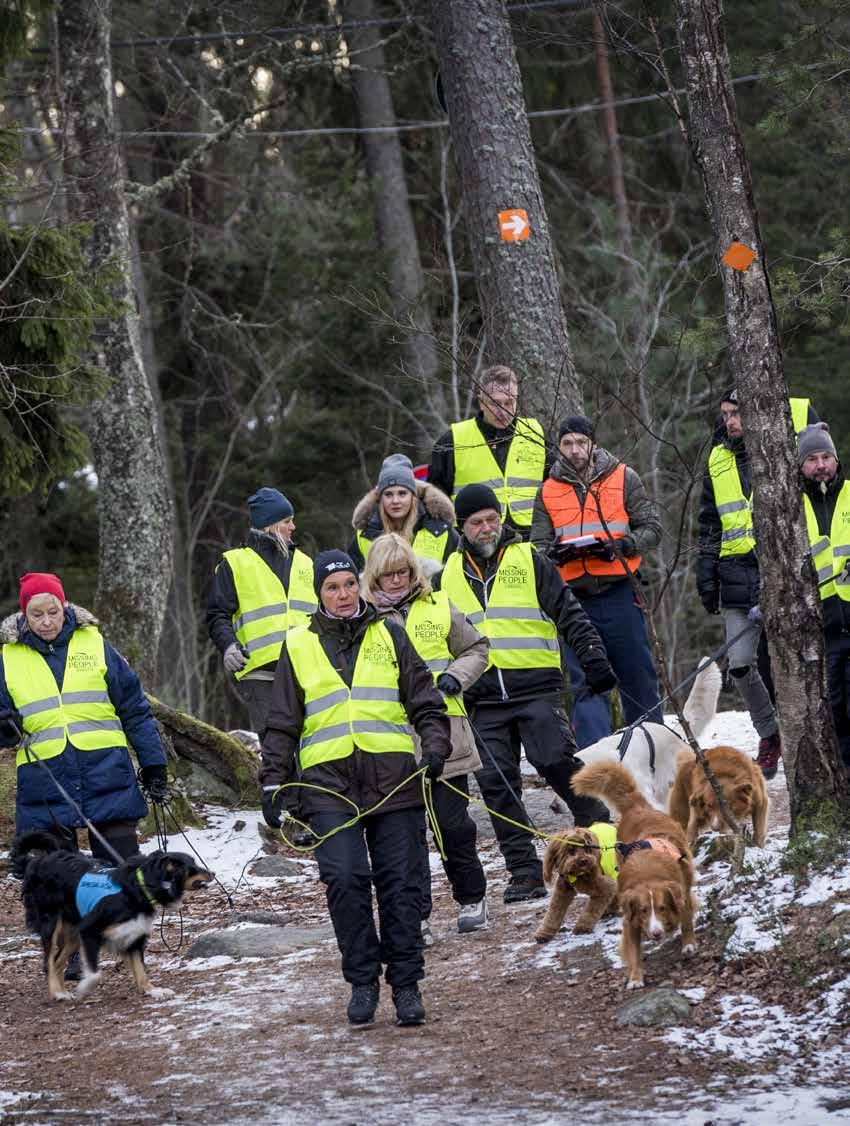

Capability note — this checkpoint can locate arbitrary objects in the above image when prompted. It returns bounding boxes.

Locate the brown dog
[534,823,618,942]
[573,761,697,990]
[668,745,769,847]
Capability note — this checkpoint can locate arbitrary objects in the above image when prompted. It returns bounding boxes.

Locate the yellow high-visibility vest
[3,627,128,766]
[404,592,466,718]
[440,542,560,670]
[450,417,545,528]
[790,397,811,434]
[803,482,850,603]
[223,547,317,678]
[356,526,448,567]
[286,620,415,772]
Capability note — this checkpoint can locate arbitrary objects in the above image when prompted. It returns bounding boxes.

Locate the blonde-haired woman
[363,533,489,937]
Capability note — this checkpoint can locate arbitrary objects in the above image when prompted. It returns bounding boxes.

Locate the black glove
[262,786,286,829]
[550,540,583,565]
[436,673,462,696]
[140,763,169,802]
[419,750,445,780]
[700,589,720,615]
[618,534,637,558]
[0,708,23,748]
[587,539,617,562]
[584,659,618,695]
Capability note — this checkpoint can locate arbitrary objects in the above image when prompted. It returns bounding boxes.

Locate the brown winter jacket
[365,587,488,780]
[260,600,451,816]
[349,481,459,577]
[530,448,662,597]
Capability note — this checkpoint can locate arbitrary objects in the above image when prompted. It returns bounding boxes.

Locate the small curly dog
[534,822,619,942]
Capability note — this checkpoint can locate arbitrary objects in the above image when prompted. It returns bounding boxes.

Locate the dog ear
[543,837,567,884]
[662,882,684,912]
[734,781,754,803]
[619,889,638,922]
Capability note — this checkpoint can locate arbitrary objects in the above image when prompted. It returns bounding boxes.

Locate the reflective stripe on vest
[404,592,466,718]
[707,445,756,557]
[3,627,129,766]
[803,482,850,602]
[450,417,546,527]
[223,547,317,679]
[286,620,415,771]
[356,525,449,566]
[540,463,642,582]
[440,543,560,671]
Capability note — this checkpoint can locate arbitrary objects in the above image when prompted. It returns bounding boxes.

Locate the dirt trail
[0,730,847,1125]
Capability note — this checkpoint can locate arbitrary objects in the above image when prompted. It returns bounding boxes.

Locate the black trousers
[827,633,850,768]
[46,820,139,863]
[312,806,425,990]
[471,695,609,880]
[420,775,487,918]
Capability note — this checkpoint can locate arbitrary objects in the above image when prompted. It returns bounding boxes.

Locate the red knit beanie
[19,572,66,612]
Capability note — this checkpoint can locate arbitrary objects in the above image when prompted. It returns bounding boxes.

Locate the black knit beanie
[558,415,595,442]
[720,387,738,406]
[454,484,502,526]
[313,550,358,597]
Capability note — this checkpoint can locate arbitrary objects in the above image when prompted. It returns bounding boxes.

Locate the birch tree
[57,0,174,683]
[675,0,847,825]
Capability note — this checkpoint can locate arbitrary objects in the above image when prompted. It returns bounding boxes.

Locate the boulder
[249,855,303,878]
[615,987,693,1028]
[186,923,332,960]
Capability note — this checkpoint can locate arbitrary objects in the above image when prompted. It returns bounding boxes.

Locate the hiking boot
[347,981,379,1027]
[457,899,488,933]
[503,875,547,904]
[755,732,782,780]
[64,951,82,982]
[421,920,434,947]
[393,986,426,1027]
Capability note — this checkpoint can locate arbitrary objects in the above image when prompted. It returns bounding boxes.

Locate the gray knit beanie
[377,453,417,495]
[798,422,837,466]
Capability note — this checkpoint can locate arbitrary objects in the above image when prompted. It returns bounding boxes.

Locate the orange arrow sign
[499,208,530,242]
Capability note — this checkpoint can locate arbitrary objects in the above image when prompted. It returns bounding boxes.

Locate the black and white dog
[14,830,213,1002]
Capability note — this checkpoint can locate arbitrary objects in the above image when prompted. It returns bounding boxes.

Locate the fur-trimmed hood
[352,480,455,532]
[0,603,98,645]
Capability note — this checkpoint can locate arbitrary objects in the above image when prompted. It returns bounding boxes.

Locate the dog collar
[136,867,159,907]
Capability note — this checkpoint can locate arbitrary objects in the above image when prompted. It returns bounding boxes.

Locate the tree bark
[57,0,175,685]
[675,0,847,825]
[345,0,447,431]
[431,0,580,427]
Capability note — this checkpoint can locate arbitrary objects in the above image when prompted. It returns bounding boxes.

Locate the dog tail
[10,829,63,881]
[682,657,722,739]
[572,761,641,813]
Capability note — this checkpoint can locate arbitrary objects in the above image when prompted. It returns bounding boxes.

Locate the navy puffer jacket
[0,605,166,832]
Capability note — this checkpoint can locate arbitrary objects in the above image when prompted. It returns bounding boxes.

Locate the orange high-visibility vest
[541,463,641,582]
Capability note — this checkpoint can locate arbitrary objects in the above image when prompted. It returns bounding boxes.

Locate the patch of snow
[832,902,850,915]
[725,914,779,956]
[679,986,706,1003]
[796,867,850,907]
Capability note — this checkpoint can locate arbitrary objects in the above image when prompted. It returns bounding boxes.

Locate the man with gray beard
[435,484,616,901]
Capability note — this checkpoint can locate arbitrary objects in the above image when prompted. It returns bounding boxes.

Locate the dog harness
[616,722,657,774]
[75,870,121,918]
[617,836,684,863]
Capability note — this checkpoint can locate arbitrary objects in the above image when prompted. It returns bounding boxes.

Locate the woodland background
[1,0,848,731]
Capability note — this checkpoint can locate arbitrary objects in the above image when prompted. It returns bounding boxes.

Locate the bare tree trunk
[345,0,447,430]
[57,0,174,684]
[431,0,580,428]
[675,0,847,825]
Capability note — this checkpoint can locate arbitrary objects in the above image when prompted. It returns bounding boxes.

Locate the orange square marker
[499,209,530,242]
[722,242,757,271]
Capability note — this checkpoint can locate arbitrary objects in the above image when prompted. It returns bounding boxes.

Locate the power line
[18,70,769,144]
[29,1,592,54]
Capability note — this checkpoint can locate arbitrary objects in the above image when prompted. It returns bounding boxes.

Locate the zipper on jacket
[482,564,508,702]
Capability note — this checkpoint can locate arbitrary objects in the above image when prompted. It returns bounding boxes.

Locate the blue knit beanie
[248,488,294,529]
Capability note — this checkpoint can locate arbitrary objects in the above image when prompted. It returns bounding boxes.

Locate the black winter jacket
[803,466,850,638]
[697,437,760,612]
[206,530,301,668]
[433,528,612,705]
[259,601,451,815]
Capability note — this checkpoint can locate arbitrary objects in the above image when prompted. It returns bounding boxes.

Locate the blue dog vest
[75,871,122,918]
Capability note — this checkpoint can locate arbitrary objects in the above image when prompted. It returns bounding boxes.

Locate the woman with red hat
[0,572,168,875]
